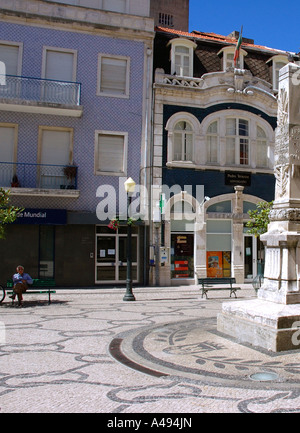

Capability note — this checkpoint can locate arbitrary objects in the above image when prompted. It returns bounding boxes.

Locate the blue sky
[189,0,300,53]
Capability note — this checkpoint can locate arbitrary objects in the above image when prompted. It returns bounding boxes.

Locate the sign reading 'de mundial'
[15,209,67,225]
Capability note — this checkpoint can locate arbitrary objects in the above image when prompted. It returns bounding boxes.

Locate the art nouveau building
[150,27,299,285]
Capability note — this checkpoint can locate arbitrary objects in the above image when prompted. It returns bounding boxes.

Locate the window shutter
[100,57,127,95]
[98,134,124,172]
[45,51,74,82]
[0,44,19,75]
[41,130,70,165]
[0,126,15,162]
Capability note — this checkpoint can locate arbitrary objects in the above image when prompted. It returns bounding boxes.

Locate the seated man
[10,265,33,306]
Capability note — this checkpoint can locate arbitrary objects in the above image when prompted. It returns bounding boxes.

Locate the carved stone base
[217,299,300,352]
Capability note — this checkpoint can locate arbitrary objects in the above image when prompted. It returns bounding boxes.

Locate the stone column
[259,63,300,304]
[218,63,300,352]
[232,186,244,284]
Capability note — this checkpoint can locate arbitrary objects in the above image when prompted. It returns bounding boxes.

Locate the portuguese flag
[234,27,243,66]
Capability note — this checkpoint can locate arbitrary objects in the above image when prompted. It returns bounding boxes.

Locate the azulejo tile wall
[0,21,146,215]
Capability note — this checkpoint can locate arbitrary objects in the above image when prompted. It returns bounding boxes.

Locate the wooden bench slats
[6,278,56,304]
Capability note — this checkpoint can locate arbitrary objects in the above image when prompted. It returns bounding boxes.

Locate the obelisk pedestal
[218,63,300,352]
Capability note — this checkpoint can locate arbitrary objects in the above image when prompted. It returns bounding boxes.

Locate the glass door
[96,234,117,282]
[95,227,138,284]
[244,234,257,281]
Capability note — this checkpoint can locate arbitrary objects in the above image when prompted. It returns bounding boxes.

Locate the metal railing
[0,74,81,106]
[0,161,78,190]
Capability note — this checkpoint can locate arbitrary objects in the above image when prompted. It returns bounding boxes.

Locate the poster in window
[207,252,223,278]
[222,251,231,277]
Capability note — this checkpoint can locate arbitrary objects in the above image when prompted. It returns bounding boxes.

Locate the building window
[226,118,249,165]
[168,38,197,77]
[43,47,77,82]
[206,121,219,164]
[273,60,288,91]
[218,46,247,70]
[95,131,128,176]
[266,55,288,91]
[173,121,193,161]
[0,41,23,75]
[38,127,74,189]
[0,123,18,187]
[256,126,268,167]
[159,13,174,27]
[97,54,130,97]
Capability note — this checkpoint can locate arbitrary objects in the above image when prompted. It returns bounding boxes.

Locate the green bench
[198,277,241,299]
[6,278,56,304]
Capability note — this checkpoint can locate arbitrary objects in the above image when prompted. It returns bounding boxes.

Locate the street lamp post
[123,177,136,302]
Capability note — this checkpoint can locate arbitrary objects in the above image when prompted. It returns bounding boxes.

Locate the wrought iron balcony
[0,74,82,116]
[0,161,78,193]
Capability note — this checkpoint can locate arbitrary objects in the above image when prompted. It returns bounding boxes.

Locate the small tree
[0,188,23,239]
[246,200,273,279]
[246,201,273,237]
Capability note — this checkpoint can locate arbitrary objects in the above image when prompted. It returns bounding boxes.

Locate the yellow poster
[207,252,223,278]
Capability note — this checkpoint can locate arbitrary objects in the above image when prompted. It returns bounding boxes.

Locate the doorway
[95,226,139,284]
[244,234,259,281]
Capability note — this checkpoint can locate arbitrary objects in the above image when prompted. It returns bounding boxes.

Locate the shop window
[207,200,232,213]
[39,226,55,278]
[206,220,231,277]
[243,201,257,214]
[171,233,194,279]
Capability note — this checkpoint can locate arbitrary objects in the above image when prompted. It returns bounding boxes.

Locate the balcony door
[0,125,17,187]
[42,48,77,104]
[38,127,73,189]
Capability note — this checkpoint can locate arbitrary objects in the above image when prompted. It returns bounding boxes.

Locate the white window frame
[218,46,247,70]
[41,46,78,82]
[206,120,219,164]
[166,112,200,165]
[94,130,128,176]
[97,54,130,98]
[226,117,250,166]
[201,110,274,171]
[168,38,197,77]
[0,40,23,76]
[266,55,288,91]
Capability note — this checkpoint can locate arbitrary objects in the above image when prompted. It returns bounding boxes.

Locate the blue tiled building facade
[0,1,154,286]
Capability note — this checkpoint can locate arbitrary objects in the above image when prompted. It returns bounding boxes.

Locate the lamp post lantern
[123,177,136,301]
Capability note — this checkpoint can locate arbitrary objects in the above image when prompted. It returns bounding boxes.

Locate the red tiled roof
[155,26,290,55]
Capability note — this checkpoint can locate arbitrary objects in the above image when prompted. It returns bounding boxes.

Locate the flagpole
[234,25,243,68]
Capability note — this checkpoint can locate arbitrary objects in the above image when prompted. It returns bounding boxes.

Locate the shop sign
[225,171,251,186]
[15,208,67,225]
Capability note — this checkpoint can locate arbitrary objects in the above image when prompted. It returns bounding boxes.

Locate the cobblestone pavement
[1,285,300,414]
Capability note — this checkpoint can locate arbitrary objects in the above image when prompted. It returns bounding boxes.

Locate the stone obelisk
[218,63,300,352]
